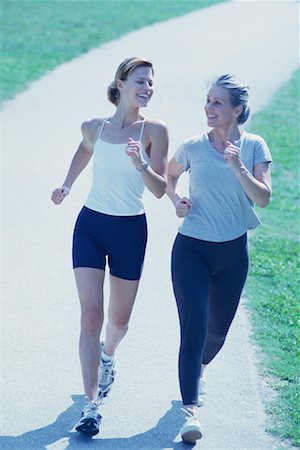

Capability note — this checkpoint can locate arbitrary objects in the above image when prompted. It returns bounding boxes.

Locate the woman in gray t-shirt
[167,74,272,444]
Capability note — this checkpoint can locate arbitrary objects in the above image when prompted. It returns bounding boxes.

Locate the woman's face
[204,85,238,128]
[117,66,153,108]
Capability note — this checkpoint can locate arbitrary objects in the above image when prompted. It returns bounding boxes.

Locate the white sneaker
[198,378,207,407]
[75,397,101,435]
[180,408,202,444]
[98,342,115,397]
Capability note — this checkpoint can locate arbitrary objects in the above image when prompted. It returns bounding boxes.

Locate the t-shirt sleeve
[254,137,272,165]
[173,142,190,171]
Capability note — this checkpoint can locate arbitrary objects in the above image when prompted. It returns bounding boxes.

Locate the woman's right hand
[175,197,192,218]
[51,186,70,205]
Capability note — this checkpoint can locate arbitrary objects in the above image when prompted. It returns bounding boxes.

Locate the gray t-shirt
[174,131,272,242]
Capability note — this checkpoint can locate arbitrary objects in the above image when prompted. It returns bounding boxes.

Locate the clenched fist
[175,197,192,218]
[51,186,70,205]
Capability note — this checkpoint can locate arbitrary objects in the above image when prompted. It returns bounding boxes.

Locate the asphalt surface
[1,1,299,449]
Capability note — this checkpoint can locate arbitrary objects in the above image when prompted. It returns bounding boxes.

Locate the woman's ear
[234,104,243,119]
[116,79,123,90]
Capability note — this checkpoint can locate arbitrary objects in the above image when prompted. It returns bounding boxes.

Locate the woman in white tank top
[51,57,168,435]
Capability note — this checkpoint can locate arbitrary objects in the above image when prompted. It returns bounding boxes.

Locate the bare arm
[63,142,93,188]
[126,121,168,198]
[167,157,192,217]
[51,120,98,204]
[224,141,272,208]
[233,162,271,208]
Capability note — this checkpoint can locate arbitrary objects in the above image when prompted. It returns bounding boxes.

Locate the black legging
[171,232,249,406]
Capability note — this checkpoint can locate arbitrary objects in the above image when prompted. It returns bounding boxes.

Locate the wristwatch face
[137,161,148,171]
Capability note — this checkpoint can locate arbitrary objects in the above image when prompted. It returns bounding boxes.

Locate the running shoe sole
[75,417,101,436]
[181,426,202,444]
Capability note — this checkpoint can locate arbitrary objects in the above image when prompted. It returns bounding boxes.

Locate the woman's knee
[182,330,206,352]
[108,317,129,333]
[206,330,226,346]
[202,332,227,365]
[181,320,207,352]
[81,307,103,334]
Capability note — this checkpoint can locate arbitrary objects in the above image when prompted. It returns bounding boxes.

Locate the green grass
[0,0,225,103]
[245,69,300,447]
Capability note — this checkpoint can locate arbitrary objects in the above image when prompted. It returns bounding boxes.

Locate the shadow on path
[0,396,194,449]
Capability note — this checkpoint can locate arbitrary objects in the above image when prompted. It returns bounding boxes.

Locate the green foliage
[246,69,300,447]
[0,0,224,102]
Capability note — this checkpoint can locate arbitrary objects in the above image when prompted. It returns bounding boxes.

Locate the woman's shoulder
[144,118,169,146]
[145,117,168,133]
[242,130,271,162]
[81,118,106,145]
[182,133,206,148]
[81,118,104,133]
[242,130,267,146]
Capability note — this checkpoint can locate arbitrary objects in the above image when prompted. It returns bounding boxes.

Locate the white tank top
[85,119,149,216]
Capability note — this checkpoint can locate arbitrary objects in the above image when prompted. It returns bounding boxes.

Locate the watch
[136,161,148,172]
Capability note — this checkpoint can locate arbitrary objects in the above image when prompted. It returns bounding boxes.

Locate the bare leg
[74,267,105,401]
[103,274,139,356]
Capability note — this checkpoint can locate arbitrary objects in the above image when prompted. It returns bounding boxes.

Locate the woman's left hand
[125,137,145,170]
[224,141,243,172]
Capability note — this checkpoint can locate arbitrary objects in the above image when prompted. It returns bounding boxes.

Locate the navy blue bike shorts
[72,206,148,280]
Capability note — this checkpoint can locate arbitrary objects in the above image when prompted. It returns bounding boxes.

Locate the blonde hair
[107,57,154,106]
[213,73,250,124]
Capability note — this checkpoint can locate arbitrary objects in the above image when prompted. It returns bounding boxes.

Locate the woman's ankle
[183,404,198,416]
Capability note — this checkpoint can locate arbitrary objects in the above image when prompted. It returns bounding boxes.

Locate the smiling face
[205,85,241,129]
[117,66,153,108]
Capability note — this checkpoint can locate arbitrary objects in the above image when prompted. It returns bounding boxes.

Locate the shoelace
[181,407,199,422]
[100,362,113,384]
[83,398,101,415]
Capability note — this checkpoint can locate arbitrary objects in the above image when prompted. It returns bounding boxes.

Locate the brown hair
[107,57,154,106]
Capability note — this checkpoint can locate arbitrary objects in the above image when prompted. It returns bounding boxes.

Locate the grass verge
[246,68,300,448]
[0,0,225,103]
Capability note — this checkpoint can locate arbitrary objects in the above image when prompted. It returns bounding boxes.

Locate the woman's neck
[209,126,241,148]
[111,106,142,129]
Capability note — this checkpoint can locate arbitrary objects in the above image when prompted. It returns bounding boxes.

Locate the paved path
[1,1,299,449]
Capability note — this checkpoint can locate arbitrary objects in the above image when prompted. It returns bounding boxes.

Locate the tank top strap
[97,119,107,140]
[138,119,146,142]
